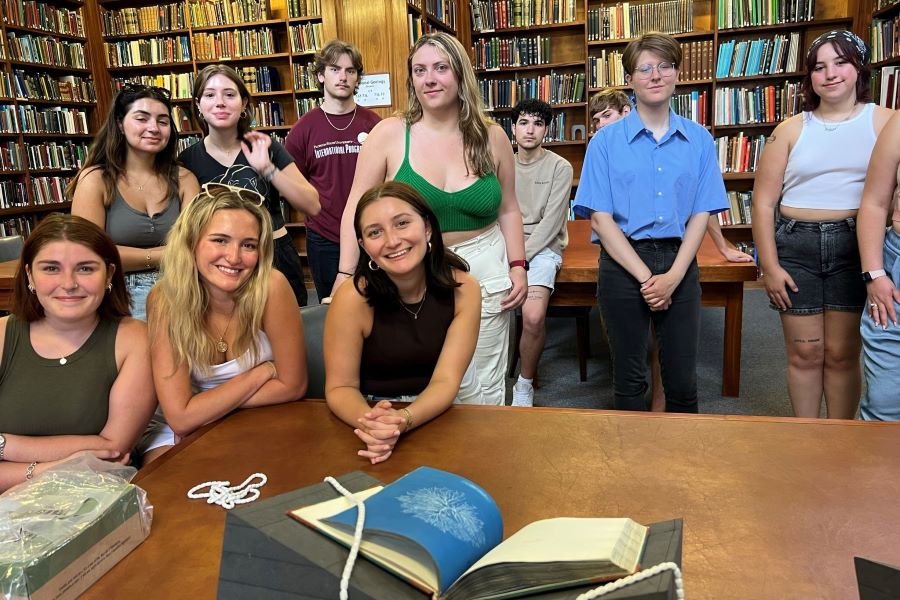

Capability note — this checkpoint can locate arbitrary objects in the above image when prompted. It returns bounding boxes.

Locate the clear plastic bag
[0,453,153,600]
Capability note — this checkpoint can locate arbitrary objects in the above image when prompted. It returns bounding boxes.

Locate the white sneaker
[511,381,534,407]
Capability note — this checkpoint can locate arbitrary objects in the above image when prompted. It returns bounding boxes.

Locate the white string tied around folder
[187,473,267,509]
[324,476,366,600]
[576,561,684,599]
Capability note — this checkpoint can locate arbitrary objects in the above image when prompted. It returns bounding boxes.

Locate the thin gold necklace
[323,105,357,131]
[817,102,858,132]
[214,312,235,354]
[398,290,427,320]
[128,172,155,192]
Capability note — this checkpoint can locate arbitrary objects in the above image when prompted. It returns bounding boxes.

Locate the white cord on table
[187,473,267,509]
[576,561,684,600]
[324,476,366,600]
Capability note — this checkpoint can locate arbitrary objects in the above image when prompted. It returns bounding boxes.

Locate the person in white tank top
[752,30,893,420]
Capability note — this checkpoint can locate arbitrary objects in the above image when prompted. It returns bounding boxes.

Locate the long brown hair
[801,31,872,111]
[193,64,254,140]
[15,213,129,322]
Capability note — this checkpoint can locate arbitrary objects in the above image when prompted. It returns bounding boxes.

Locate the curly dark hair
[512,98,552,124]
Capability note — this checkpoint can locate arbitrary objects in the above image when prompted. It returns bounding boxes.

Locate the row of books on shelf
[587,0,694,42]
[714,81,801,125]
[874,0,898,10]
[718,190,753,226]
[426,0,459,30]
[4,71,95,103]
[289,22,324,53]
[171,105,192,132]
[680,39,715,81]
[473,35,552,70]
[177,134,200,154]
[100,3,187,37]
[6,33,87,69]
[4,0,84,38]
[870,16,900,64]
[479,72,584,109]
[717,0,814,30]
[877,65,900,109]
[0,215,32,236]
[187,0,269,28]
[468,0,577,32]
[715,132,764,173]
[236,65,283,92]
[0,104,89,135]
[292,63,314,90]
[409,13,425,45]
[716,32,800,78]
[0,176,68,207]
[288,0,320,19]
[193,28,277,61]
[252,100,285,127]
[588,49,624,87]
[0,140,88,171]
[112,72,193,99]
[105,36,191,67]
[671,89,707,125]
[296,96,323,116]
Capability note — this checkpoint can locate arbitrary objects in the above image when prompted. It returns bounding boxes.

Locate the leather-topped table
[557,220,758,397]
[85,401,900,600]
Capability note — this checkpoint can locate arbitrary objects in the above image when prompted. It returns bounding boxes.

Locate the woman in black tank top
[325,182,483,464]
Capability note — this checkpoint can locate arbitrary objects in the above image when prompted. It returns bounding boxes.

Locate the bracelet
[639,275,653,285]
[145,251,153,270]
[400,407,413,432]
[263,166,278,182]
[338,270,353,277]
[25,461,36,481]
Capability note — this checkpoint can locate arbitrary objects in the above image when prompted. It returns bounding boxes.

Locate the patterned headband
[808,30,870,64]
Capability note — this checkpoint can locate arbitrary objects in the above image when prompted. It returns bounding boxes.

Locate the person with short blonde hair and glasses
[332,32,528,405]
[179,64,320,307]
[285,40,381,303]
[574,33,727,413]
[752,30,892,419]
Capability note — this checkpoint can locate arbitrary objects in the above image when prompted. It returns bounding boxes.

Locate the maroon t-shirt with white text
[285,106,381,242]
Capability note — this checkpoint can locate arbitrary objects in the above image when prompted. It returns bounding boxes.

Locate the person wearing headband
[752,29,892,419]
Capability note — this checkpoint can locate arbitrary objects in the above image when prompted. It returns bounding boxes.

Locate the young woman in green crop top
[333,33,527,406]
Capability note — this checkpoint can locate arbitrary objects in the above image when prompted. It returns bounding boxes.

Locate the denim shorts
[125,270,159,321]
[526,247,562,291]
[773,217,865,315]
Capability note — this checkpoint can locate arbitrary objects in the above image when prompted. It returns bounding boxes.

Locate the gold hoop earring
[368,259,380,271]
[240,108,249,119]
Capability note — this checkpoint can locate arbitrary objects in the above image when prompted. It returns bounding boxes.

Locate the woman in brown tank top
[325,182,482,464]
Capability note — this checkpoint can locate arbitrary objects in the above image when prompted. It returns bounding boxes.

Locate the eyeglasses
[119,82,172,99]
[199,182,265,206]
[632,62,677,80]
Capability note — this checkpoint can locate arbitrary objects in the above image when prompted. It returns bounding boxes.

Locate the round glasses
[632,62,677,80]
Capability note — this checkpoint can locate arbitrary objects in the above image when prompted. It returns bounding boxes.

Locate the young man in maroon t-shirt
[285,40,381,302]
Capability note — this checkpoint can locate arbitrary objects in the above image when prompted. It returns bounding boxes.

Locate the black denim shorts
[773,217,866,314]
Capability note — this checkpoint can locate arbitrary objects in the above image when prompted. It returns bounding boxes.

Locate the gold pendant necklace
[214,312,235,354]
[129,172,155,192]
[398,290,427,320]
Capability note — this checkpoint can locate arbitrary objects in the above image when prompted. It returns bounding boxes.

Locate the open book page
[325,467,504,594]
[290,487,441,592]
[459,517,648,579]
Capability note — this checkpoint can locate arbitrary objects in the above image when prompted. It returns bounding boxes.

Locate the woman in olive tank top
[0,215,155,492]
[334,33,527,406]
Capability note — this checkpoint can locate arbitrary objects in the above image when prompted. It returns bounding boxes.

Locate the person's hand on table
[354,400,404,464]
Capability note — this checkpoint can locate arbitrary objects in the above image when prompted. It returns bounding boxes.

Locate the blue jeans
[860,228,900,421]
[306,228,340,302]
[125,271,159,321]
[598,240,701,413]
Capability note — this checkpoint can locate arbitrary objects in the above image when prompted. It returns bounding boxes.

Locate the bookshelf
[870,0,900,106]
[408,0,459,46]
[466,0,854,240]
[0,0,97,235]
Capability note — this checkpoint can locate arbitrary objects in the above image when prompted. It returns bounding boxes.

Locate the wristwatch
[509,259,529,272]
[861,269,887,282]
[0,433,6,461]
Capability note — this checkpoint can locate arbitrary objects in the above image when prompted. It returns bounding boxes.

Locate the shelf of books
[870,0,900,108]
[467,0,852,237]
[0,0,95,235]
[408,0,460,46]
[98,0,336,150]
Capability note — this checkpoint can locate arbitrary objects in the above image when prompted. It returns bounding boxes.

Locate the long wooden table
[84,401,900,600]
[557,220,757,397]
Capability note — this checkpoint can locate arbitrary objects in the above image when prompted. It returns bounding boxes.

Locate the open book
[289,466,648,600]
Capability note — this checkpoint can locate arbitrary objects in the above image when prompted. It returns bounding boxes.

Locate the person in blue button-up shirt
[573,33,727,413]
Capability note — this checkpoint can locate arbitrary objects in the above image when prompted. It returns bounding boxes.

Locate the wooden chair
[0,236,23,262]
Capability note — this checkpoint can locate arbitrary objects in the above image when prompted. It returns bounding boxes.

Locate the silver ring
[870,303,878,308]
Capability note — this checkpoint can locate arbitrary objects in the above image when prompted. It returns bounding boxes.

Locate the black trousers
[274,234,308,307]
[598,239,701,413]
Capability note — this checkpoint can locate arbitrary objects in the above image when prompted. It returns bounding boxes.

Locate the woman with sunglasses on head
[145,185,307,456]
[334,32,527,406]
[326,181,482,464]
[0,215,155,492]
[752,31,892,419]
[179,64,320,306]
[574,33,728,413]
[69,84,200,320]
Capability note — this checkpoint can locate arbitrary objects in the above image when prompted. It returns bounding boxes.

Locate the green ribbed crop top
[392,126,502,232]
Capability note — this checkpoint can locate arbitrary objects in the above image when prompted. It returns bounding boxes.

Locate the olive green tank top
[0,316,119,435]
[392,125,502,232]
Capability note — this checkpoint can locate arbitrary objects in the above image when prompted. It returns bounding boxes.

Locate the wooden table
[84,401,900,600]
[0,259,17,311]
[557,220,757,397]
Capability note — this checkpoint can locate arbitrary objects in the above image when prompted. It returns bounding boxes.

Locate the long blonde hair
[404,32,495,178]
[151,189,274,375]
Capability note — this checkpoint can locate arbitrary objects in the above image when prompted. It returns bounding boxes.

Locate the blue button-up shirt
[573,108,727,241]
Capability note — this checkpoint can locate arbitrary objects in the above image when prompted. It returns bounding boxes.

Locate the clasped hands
[640,272,678,311]
[354,400,407,465]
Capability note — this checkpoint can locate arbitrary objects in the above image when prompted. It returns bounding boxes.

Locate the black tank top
[360,287,454,397]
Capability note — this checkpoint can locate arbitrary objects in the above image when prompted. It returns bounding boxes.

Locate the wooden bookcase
[465,0,855,243]
[0,0,100,236]
[869,0,900,105]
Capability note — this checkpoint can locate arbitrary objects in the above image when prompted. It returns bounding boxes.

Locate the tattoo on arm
[766,135,777,144]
